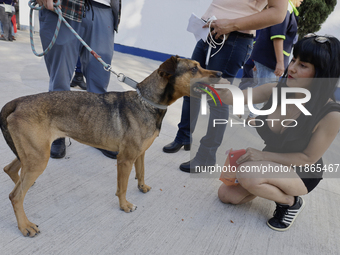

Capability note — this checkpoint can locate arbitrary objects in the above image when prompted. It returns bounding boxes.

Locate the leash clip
[105,65,124,83]
[105,66,126,83]
[117,73,126,82]
[104,65,113,73]
[105,65,137,88]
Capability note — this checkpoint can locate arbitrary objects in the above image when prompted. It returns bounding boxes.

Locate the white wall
[318,2,340,38]
[19,0,30,29]
[19,0,340,59]
[115,0,211,58]
[20,1,40,32]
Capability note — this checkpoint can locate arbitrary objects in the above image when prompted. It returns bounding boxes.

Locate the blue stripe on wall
[114,43,175,62]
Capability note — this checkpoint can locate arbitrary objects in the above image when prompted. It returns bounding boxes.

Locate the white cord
[205,20,226,65]
[208,20,226,57]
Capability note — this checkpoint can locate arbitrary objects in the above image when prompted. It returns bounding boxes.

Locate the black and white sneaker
[267,196,305,231]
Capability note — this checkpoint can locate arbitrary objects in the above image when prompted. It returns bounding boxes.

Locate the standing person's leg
[163,40,206,153]
[0,20,4,36]
[70,57,87,90]
[247,61,277,120]
[0,6,11,41]
[80,2,117,159]
[11,14,15,40]
[75,57,82,73]
[180,34,253,172]
[238,60,255,91]
[39,9,81,158]
[7,11,12,41]
[39,9,81,92]
[80,3,114,94]
[176,96,200,146]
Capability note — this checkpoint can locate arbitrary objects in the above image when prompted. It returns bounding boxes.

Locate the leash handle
[28,0,61,10]
[29,0,63,57]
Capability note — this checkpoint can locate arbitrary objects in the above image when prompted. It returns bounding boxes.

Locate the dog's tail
[0,100,20,160]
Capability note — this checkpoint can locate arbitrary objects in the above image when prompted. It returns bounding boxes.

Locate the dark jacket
[2,0,13,5]
[250,1,299,70]
[110,0,121,32]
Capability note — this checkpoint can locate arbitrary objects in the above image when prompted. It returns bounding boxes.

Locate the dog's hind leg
[134,152,151,193]
[115,158,137,213]
[4,158,21,184]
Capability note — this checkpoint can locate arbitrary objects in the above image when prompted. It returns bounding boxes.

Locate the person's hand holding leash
[203,19,234,40]
[36,0,58,11]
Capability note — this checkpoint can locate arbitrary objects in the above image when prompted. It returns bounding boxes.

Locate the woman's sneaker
[267,196,305,231]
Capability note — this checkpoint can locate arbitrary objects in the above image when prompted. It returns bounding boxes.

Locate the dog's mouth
[190,81,214,100]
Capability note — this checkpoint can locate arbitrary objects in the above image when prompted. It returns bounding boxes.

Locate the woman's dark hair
[292,36,340,79]
[264,35,340,132]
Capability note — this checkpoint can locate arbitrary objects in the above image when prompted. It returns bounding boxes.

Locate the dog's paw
[120,201,137,213]
[19,221,40,237]
[138,184,151,193]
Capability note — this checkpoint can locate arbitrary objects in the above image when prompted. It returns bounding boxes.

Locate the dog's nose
[216,71,222,77]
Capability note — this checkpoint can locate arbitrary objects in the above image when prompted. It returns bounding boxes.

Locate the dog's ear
[158,55,179,79]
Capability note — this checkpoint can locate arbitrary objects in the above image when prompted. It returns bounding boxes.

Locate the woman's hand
[35,0,58,11]
[274,62,284,77]
[203,19,235,40]
[236,147,265,164]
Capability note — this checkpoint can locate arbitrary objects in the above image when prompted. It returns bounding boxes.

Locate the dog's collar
[114,71,167,110]
[136,88,168,110]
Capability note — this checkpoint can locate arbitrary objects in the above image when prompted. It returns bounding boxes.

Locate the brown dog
[0,56,221,237]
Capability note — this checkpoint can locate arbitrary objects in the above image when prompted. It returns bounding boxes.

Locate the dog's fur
[0,56,221,237]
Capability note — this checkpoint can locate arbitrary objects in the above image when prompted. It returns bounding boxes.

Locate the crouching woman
[216,35,340,231]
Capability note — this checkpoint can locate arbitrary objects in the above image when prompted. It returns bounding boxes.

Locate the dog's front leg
[9,165,45,237]
[115,160,137,212]
[134,152,151,193]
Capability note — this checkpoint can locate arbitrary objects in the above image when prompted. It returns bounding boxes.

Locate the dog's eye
[191,66,198,74]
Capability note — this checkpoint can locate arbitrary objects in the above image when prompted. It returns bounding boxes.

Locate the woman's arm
[204,0,289,39]
[216,82,277,106]
[273,38,285,77]
[236,111,340,166]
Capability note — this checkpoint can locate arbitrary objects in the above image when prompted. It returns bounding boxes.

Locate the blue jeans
[39,3,115,93]
[175,33,253,165]
[248,61,278,118]
[75,57,82,73]
[238,59,255,90]
[0,20,4,35]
